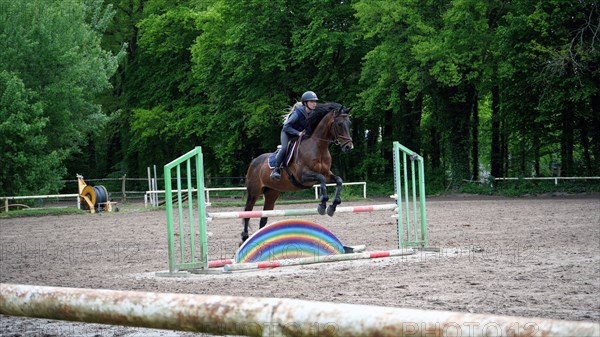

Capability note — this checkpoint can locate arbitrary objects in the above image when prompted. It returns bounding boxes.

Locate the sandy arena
[0,194,599,336]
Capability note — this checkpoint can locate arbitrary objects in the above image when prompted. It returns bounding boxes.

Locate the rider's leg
[270,132,289,181]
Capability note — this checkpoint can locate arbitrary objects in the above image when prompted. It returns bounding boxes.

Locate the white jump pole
[224,248,415,272]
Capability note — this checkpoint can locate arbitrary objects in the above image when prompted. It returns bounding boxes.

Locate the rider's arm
[282,110,302,136]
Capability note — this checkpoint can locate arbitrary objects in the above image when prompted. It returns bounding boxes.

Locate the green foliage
[462,180,600,197]
[0,0,123,195]
[424,167,448,195]
[2,0,598,198]
[0,71,66,196]
[363,181,395,197]
[495,0,600,177]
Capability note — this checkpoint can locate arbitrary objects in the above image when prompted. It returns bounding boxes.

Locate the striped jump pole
[224,248,415,272]
[207,259,233,268]
[208,203,398,220]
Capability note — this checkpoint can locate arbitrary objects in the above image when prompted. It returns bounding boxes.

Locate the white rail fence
[494,176,600,185]
[1,194,80,212]
[144,182,367,207]
[4,176,596,211]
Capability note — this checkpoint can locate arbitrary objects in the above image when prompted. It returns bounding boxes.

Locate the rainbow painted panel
[235,219,345,263]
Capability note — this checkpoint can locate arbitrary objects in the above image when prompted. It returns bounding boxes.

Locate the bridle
[330,113,353,148]
[301,109,353,147]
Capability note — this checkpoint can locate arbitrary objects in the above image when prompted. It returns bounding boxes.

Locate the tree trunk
[397,93,423,154]
[578,114,592,176]
[490,85,502,177]
[590,92,600,175]
[445,87,471,189]
[502,124,509,177]
[533,143,540,177]
[382,109,393,176]
[469,85,479,181]
[560,109,574,176]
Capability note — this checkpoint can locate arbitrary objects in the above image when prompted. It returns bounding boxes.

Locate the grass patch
[0,207,86,218]
[460,179,600,197]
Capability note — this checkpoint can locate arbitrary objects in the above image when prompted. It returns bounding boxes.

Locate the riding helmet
[301,91,319,102]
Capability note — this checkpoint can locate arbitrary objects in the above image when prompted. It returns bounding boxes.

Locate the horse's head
[306,102,353,153]
[332,106,353,153]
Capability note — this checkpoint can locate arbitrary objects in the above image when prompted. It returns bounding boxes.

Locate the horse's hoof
[241,232,249,242]
[317,204,326,215]
[327,205,336,216]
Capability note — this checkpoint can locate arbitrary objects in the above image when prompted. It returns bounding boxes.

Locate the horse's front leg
[242,218,250,242]
[300,172,328,215]
[327,174,343,216]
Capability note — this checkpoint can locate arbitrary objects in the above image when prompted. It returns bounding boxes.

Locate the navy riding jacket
[282,105,309,137]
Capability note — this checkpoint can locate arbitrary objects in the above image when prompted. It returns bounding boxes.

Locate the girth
[284,167,313,189]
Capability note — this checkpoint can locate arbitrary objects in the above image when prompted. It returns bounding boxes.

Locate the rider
[270,90,319,181]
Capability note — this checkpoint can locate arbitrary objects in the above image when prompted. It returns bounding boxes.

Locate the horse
[241,102,353,241]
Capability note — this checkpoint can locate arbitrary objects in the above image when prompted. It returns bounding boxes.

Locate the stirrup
[270,168,281,181]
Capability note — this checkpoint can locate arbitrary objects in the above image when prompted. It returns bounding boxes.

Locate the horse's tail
[245,156,262,188]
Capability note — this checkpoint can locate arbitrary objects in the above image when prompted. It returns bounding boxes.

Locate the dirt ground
[0,194,599,336]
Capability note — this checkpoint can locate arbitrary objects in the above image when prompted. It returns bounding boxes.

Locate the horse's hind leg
[260,188,280,229]
[327,174,343,216]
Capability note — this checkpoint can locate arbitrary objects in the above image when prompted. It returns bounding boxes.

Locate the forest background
[1,0,599,197]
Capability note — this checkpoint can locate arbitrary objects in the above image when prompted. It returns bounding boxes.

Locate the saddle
[268,138,299,169]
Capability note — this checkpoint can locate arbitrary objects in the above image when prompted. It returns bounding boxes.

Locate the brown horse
[241,103,353,241]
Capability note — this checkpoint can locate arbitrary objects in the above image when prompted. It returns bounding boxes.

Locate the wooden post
[121,174,126,202]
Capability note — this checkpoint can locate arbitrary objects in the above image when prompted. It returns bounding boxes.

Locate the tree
[355,0,492,187]
[0,0,123,195]
[189,0,361,177]
[0,72,65,196]
[189,0,292,176]
[353,0,426,179]
[495,0,599,177]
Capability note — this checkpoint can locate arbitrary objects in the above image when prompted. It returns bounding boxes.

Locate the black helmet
[301,91,319,102]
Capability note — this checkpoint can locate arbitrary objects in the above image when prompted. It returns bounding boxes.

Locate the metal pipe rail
[1,284,598,337]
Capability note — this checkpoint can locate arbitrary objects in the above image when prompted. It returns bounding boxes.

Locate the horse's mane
[305,102,342,136]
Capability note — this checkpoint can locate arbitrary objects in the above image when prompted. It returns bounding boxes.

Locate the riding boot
[270,167,281,181]
[270,148,285,181]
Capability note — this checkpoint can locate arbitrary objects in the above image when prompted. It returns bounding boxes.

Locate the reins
[304,111,352,146]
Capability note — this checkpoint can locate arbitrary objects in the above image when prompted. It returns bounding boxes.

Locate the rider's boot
[270,166,282,181]
[270,149,285,181]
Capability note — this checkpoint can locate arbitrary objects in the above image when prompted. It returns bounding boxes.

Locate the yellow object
[77,174,113,213]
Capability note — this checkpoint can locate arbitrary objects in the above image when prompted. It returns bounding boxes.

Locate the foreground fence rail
[1,284,598,337]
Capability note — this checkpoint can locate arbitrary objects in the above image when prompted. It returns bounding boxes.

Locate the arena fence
[1,284,598,337]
